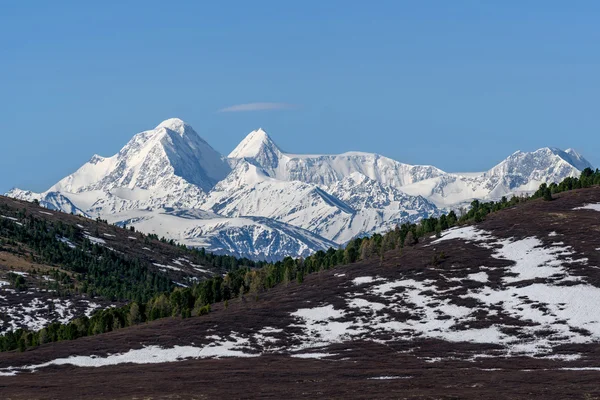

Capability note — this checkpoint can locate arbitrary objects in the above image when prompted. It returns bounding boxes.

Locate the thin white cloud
[218,102,298,113]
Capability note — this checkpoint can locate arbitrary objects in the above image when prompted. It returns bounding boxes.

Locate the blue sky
[1,1,599,193]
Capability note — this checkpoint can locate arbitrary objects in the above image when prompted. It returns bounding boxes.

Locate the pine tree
[543,187,553,201]
[127,302,142,325]
[296,269,304,284]
[404,231,417,247]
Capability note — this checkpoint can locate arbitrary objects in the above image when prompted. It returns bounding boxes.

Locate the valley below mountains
[8,118,594,261]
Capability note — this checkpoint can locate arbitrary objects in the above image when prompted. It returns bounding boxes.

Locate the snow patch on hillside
[0,335,259,374]
[574,203,600,212]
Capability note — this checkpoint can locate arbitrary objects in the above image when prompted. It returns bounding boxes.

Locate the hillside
[2,187,600,399]
[0,195,249,335]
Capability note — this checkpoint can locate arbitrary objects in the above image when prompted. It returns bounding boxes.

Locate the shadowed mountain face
[6,119,593,261]
[2,187,600,399]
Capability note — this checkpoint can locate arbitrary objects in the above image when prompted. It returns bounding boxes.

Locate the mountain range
[7,118,594,260]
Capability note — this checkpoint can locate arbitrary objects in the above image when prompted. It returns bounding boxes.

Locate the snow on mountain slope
[329,172,437,212]
[228,128,282,172]
[201,162,440,244]
[52,118,230,194]
[10,119,231,214]
[563,148,595,172]
[26,118,230,215]
[323,172,441,241]
[230,129,593,210]
[485,147,590,187]
[5,189,89,217]
[229,128,445,188]
[399,175,492,208]
[106,208,338,262]
[400,147,592,207]
[223,128,445,242]
[201,161,359,241]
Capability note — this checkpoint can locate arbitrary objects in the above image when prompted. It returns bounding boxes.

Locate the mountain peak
[228,128,281,159]
[533,147,593,171]
[41,119,231,195]
[485,147,593,185]
[561,148,594,171]
[155,118,192,136]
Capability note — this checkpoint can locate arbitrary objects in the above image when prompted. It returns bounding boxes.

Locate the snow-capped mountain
[201,160,440,243]
[7,119,340,260]
[53,118,230,194]
[400,147,594,207]
[229,128,445,188]
[6,118,594,260]
[202,160,356,242]
[43,118,231,213]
